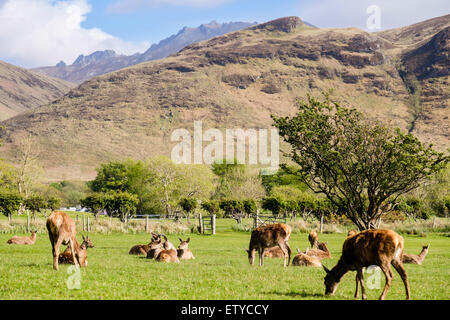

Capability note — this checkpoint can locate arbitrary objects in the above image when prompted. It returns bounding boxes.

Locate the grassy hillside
[0,16,448,181]
[0,61,74,121]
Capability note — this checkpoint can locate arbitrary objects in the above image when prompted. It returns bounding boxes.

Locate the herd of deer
[6,211,430,300]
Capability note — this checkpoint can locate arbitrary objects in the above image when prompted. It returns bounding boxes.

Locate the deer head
[81,235,94,248]
[323,265,339,295]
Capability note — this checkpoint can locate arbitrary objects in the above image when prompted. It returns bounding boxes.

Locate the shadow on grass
[264,289,324,299]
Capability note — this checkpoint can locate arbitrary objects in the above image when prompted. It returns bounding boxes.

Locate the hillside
[1,16,448,181]
[0,61,74,121]
[32,21,257,84]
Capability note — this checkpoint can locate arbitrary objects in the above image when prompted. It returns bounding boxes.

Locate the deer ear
[187,238,190,243]
[322,264,330,274]
[296,248,300,253]
[179,238,183,243]
[82,235,85,241]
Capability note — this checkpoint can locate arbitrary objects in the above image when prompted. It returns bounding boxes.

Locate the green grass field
[0,219,449,300]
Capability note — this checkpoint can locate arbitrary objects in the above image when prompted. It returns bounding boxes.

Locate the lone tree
[272,94,448,230]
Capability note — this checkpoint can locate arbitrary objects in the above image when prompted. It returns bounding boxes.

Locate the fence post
[82,215,86,232]
[320,214,324,234]
[145,216,149,233]
[198,213,203,234]
[27,210,30,232]
[211,214,216,235]
[254,210,259,229]
[87,217,90,233]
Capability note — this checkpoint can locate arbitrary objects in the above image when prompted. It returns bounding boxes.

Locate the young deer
[177,238,195,260]
[246,223,291,267]
[7,231,37,245]
[162,235,176,251]
[129,233,161,255]
[292,248,322,267]
[58,236,94,265]
[308,230,319,249]
[402,245,430,265]
[323,229,410,300]
[146,237,164,259]
[156,248,180,263]
[46,211,88,270]
[263,246,285,258]
[306,242,331,260]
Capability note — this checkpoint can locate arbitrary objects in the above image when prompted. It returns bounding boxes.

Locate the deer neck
[30,233,37,242]
[330,259,349,282]
[417,248,428,262]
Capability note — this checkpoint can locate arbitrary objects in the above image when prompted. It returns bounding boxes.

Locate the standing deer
[323,229,410,300]
[308,230,319,248]
[306,242,331,260]
[58,235,94,265]
[46,211,88,270]
[177,238,195,260]
[246,223,291,267]
[7,231,37,245]
[129,233,161,255]
[402,245,429,264]
[292,248,322,267]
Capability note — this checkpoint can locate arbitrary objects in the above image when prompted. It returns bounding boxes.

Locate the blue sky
[0,0,448,68]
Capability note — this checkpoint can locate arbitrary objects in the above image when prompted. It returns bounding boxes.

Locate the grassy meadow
[0,218,449,300]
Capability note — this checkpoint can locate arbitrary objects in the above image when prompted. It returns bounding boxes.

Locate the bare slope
[0,61,74,121]
[1,16,448,180]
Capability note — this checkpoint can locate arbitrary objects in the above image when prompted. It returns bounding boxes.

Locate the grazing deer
[347,230,358,237]
[7,231,37,245]
[58,236,94,265]
[306,242,331,260]
[292,248,322,267]
[177,238,195,260]
[402,245,430,265]
[129,233,161,255]
[322,229,410,300]
[263,246,285,258]
[308,230,319,249]
[246,223,291,267]
[46,211,88,270]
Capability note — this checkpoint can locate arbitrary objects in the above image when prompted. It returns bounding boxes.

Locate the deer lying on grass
[247,223,291,267]
[155,235,179,263]
[7,231,37,245]
[323,229,410,300]
[263,246,285,258]
[177,238,195,260]
[46,211,88,271]
[402,245,429,265]
[145,235,174,259]
[292,248,322,267]
[129,233,161,255]
[306,242,331,260]
[308,230,319,248]
[58,236,94,265]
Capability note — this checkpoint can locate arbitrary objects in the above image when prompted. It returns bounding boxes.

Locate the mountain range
[32,21,257,84]
[1,15,448,181]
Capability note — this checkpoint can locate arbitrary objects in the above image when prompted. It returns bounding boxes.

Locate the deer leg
[392,259,411,300]
[53,237,63,271]
[69,238,79,267]
[278,241,291,267]
[379,264,393,300]
[356,268,367,300]
[259,248,264,267]
[354,274,359,299]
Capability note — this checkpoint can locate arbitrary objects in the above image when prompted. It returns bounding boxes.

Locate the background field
[0,219,449,300]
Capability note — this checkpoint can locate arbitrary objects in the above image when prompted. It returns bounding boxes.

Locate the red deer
[161,235,176,251]
[58,236,94,265]
[7,231,37,245]
[129,233,161,255]
[46,211,88,270]
[263,246,285,258]
[246,223,291,267]
[146,237,164,259]
[308,230,319,248]
[177,238,195,260]
[347,229,358,237]
[306,242,331,260]
[323,229,410,300]
[156,248,180,263]
[402,245,429,265]
[292,248,322,267]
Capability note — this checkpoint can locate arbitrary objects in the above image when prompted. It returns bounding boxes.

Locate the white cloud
[298,0,450,31]
[0,0,149,68]
[108,0,232,14]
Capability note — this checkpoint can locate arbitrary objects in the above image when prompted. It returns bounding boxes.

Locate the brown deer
[7,231,37,245]
[46,211,88,270]
[177,238,195,260]
[156,248,180,263]
[146,237,165,259]
[306,242,331,260]
[58,236,94,265]
[161,235,176,251]
[292,248,322,267]
[263,246,285,258]
[308,230,319,248]
[322,229,410,300]
[129,233,161,255]
[402,245,430,265]
[347,229,358,237]
[246,223,291,267]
